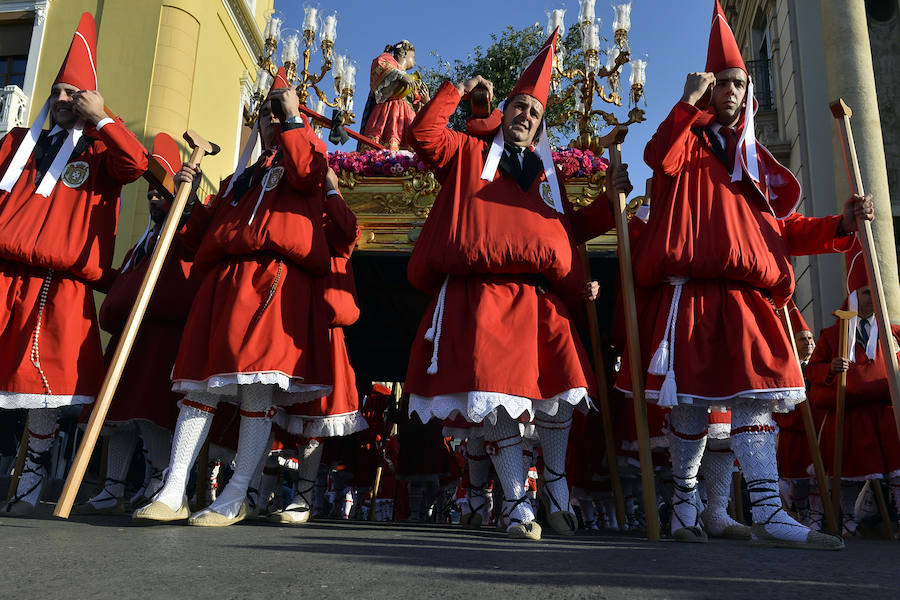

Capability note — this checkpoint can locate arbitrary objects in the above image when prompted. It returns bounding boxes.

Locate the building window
[0,55,27,88]
[746,58,775,111]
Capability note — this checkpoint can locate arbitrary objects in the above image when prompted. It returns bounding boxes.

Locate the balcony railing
[746,59,775,111]
[0,85,28,136]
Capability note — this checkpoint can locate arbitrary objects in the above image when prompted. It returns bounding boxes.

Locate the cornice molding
[221,0,262,59]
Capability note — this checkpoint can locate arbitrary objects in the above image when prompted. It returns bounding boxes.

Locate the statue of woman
[360,40,428,151]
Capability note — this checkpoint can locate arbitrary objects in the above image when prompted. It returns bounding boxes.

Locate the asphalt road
[1,507,898,600]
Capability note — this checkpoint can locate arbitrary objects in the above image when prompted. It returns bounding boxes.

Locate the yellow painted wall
[28,0,271,267]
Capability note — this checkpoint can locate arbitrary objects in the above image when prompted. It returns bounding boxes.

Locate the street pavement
[1,507,898,600]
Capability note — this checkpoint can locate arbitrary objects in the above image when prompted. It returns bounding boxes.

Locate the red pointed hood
[266,66,290,98]
[705,0,746,75]
[787,300,810,334]
[151,132,181,177]
[54,12,98,91]
[509,28,558,108]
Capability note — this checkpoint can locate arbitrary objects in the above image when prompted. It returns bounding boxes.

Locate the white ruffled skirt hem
[410,387,590,426]
[279,411,369,438]
[617,386,806,414]
[0,391,93,410]
[173,371,331,406]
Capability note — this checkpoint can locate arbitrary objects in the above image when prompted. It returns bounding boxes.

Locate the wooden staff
[830,99,900,441]
[577,246,626,529]
[607,126,659,540]
[5,423,29,502]
[870,481,896,540]
[54,130,220,518]
[830,310,855,515]
[780,307,840,533]
[369,382,401,521]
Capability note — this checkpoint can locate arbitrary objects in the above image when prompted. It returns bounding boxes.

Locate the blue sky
[273,0,712,190]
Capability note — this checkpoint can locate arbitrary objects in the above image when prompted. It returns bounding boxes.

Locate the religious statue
[359,40,429,150]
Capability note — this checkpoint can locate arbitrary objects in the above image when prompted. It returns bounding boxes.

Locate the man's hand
[270,88,301,120]
[174,162,203,196]
[456,75,493,102]
[71,89,107,125]
[829,357,850,375]
[583,281,600,302]
[605,162,633,203]
[325,167,340,193]
[680,72,715,106]
[841,193,874,232]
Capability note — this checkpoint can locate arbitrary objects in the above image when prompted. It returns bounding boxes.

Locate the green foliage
[421,23,605,145]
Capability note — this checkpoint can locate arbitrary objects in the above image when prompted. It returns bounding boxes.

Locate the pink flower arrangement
[328,147,608,179]
[328,150,426,177]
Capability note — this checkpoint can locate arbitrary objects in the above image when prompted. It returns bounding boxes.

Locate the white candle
[579,0,596,24]
[255,67,273,94]
[281,31,300,65]
[546,8,566,36]
[613,2,631,32]
[581,23,600,52]
[629,59,646,86]
[342,64,357,91]
[264,12,282,41]
[302,6,318,34]
[316,98,326,115]
[322,14,338,43]
[333,54,346,80]
[605,46,620,70]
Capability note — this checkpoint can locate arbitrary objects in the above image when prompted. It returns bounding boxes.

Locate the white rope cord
[648,276,688,407]
[425,275,450,375]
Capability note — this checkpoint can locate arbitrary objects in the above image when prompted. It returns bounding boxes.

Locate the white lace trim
[409,388,590,425]
[173,371,331,406]
[282,411,369,438]
[616,385,806,414]
[0,391,93,409]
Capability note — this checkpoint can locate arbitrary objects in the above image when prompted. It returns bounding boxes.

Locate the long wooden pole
[608,126,659,540]
[577,246,626,529]
[54,130,219,518]
[830,310,855,517]
[780,308,840,533]
[830,99,900,441]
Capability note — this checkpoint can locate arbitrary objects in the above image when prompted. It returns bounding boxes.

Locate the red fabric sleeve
[275,115,328,190]
[93,116,150,184]
[407,81,467,170]
[178,197,216,252]
[781,213,854,256]
[643,102,704,176]
[570,196,615,245]
[324,192,360,258]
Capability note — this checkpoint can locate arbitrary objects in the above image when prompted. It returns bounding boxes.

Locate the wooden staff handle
[577,245,626,529]
[608,126,659,540]
[780,307,840,533]
[831,310,855,516]
[830,99,900,441]
[54,130,220,518]
[5,420,29,502]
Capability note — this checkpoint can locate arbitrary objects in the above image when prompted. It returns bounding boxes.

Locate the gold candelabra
[244,8,357,129]
[544,2,647,154]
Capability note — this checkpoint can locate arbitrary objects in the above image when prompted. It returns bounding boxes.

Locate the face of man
[711,67,747,127]
[795,330,815,362]
[857,286,874,319]
[49,83,81,129]
[501,94,544,148]
[147,188,168,226]
[257,101,278,149]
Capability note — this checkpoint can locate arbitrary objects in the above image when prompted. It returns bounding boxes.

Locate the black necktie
[857,318,870,349]
[721,127,737,172]
[34,131,67,185]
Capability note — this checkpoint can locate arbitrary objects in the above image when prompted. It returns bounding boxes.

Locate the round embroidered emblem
[540,181,555,209]
[264,166,285,191]
[62,161,90,188]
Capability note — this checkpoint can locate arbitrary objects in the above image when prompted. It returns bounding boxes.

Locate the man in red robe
[133,69,333,527]
[0,13,149,515]
[808,242,900,535]
[71,133,197,515]
[404,30,627,541]
[614,1,870,548]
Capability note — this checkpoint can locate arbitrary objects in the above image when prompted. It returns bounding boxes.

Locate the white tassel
[426,356,439,376]
[648,340,669,377]
[657,370,678,408]
[424,326,435,342]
